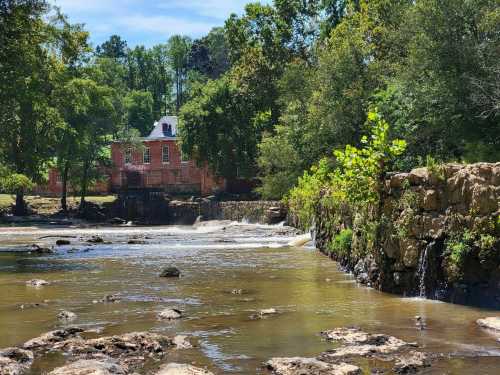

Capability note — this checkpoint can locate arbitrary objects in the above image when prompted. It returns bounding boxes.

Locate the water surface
[0,222,499,374]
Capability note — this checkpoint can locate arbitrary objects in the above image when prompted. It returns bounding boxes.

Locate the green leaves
[287,111,406,228]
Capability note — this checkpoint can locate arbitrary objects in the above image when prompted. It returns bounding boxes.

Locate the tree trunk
[61,161,69,212]
[79,160,89,210]
[14,189,27,216]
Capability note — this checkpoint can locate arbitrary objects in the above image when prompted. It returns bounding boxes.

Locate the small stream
[0,222,499,374]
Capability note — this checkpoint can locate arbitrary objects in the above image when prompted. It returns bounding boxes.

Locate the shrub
[328,228,353,257]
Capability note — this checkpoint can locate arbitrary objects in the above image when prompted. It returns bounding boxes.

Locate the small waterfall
[417,243,430,298]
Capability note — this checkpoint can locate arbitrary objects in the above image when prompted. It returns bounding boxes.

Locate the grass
[0,194,116,212]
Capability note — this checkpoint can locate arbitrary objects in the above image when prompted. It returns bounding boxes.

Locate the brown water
[0,222,499,374]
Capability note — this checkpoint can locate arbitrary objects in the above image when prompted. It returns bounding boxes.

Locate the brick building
[110,116,225,195]
[41,116,225,197]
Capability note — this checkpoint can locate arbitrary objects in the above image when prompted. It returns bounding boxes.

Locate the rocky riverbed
[0,222,499,374]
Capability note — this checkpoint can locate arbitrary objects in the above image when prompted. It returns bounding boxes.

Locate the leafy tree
[256,127,302,199]
[0,0,65,214]
[96,34,128,59]
[167,35,192,113]
[125,90,154,136]
[188,27,230,79]
[56,79,116,208]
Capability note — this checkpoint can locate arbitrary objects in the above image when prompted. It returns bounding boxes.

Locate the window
[181,151,189,163]
[143,147,151,164]
[124,148,132,164]
[162,145,170,163]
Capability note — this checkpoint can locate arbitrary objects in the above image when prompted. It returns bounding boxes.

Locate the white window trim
[143,147,151,164]
[162,145,170,164]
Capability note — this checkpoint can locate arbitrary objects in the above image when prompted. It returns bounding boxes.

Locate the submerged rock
[250,308,278,320]
[266,357,361,375]
[30,244,55,254]
[156,363,214,375]
[159,267,181,278]
[56,239,71,246]
[94,294,122,304]
[87,236,104,244]
[158,308,182,320]
[48,359,127,375]
[476,317,500,332]
[57,310,77,321]
[0,347,34,375]
[26,279,49,287]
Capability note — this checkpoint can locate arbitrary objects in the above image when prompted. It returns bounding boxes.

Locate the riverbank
[0,222,499,374]
[0,195,287,226]
[313,162,500,309]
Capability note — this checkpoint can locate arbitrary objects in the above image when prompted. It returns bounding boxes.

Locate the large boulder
[0,347,34,375]
[48,359,127,375]
[476,317,500,332]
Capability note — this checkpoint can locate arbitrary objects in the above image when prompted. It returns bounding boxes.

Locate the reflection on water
[0,221,499,374]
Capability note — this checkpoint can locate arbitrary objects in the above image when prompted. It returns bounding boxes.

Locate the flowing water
[0,221,499,374]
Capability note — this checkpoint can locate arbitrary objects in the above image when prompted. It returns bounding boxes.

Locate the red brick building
[110,116,225,195]
[41,116,224,197]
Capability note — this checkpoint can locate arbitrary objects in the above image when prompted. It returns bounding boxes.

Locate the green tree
[0,0,65,214]
[167,35,192,113]
[125,90,154,136]
[56,79,116,208]
[95,34,128,59]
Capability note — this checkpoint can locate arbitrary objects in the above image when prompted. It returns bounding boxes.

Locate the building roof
[146,116,178,140]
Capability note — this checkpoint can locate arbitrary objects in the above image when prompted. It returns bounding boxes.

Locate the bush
[328,228,353,257]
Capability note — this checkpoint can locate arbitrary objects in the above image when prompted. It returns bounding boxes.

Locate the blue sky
[50,0,270,48]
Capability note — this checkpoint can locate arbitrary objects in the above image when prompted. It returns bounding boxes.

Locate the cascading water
[417,244,430,298]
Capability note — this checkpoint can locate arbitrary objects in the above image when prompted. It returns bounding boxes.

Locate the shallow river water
[0,222,499,374]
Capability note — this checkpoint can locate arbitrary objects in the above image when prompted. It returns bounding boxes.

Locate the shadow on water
[0,253,93,273]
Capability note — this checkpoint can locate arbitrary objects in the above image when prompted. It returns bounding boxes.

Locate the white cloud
[119,14,215,37]
[48,0,270,46]
[156,0,255,20]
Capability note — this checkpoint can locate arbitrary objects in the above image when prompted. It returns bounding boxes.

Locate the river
[0,221,499,374]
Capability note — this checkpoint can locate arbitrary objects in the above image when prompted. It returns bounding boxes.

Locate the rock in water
[56,239,71,246]
[23,328,84,350]
[160,267,181,278]
[57,310,77,321]
[48,359,127,375]
[476,317,500,332]
[250,308,278,320]
[266,357,361,375]
[172,335,192,349]
[26,279,49,287]
[158,309,182,320]
[30,244,55,254]
[87,236,104,244]
[156,363,214,375]
[393,351,430,374]
[0,347,34,375]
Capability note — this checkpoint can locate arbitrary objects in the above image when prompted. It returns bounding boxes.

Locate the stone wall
[314,163,500,308]
[108,196,286,225]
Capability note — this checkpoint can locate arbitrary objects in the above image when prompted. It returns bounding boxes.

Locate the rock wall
[107,196,286,225]
[314,163,500,308]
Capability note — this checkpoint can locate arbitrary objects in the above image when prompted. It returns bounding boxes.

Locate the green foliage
[287,111,406,228]
[328,228,353,257]
[0,168,34,194]
[256,126,302,200]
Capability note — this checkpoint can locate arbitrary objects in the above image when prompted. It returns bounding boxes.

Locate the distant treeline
[0,0,498,215]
